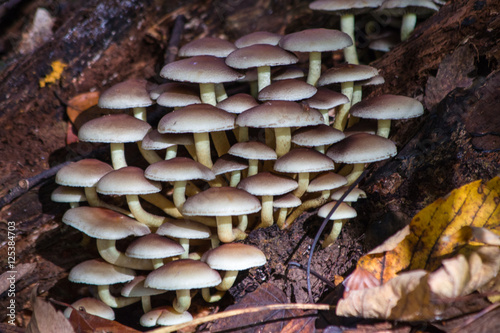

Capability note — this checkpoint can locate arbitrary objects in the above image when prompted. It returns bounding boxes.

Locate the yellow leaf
[39,60,67,88]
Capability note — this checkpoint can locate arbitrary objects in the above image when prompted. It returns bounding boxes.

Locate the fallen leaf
[68,310,141,333]
[66,91,100,125]
[211,283,317,333]
[26,287,76,333]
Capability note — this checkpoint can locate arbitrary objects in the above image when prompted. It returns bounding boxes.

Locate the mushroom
[279,28,353,86]
[291,124,345,154]
[125,234,185,269]
[304,87,350,125]
[182,187,261,243]
[51,186,86,209]
[318,201,357,247]
[349,94,424,138]
[212,154,248,187]
[62,206,154,270]
[156,218,212,259]
[228,141,277,177]
[257,79,317,102]
[121,276,167,313]
[142,130,195,160]
[68,259,139,308]
[216,93,259,142]
[144,259,221,313]
[234,31,282,48]
[273,193,301,229]
[64,297,115,320]
[140,306,193,327]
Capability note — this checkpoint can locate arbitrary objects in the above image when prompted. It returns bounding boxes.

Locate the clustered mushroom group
[52,2,431,327]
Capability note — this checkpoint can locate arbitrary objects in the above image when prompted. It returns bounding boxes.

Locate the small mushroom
[318,201,357,247]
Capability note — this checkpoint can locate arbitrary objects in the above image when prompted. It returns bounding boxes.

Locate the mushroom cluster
[54,23,425,327]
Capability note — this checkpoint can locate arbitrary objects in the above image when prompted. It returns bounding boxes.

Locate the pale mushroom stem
[216,270,238,291]
[141,296,153,313]
[193,132,213,168]
[126,195,165,228]
[376,119,392,138]
[173,181,187,210]
[275,208,289,229]
[152,258,165,269]
[347,85,362,127]
[237,215,248,231]
[307,51,322,86]
[211,131,231,157]
[173,289,191,313]
[248,159,259,177]
[201,288,225,303]
[401,12,418,41]
[133,107,147,122]
[229,170,242,187]
[84,187,133,217]
[98,285,140,308]
[333,81,354,131]
[178,238,190,259]
[256,195,274,229]
[345,163,365,186]
[257,65,272,92]
[216,216,236,243]
[323,220,345,248]
[199,83,217,106]
[138,142,163,164]
[319,109,330,125]
[274,127,291,157]
[184,144,198,161]
[96,239,154,270]
[110,142,127,169]
[215,83,228,102]
[140,193,182,219]
[340,13,359,64]
[314,145,326,154]
[237,126,249,142]
[165,146,178,160]
[292,172,310,198]
[283,190,330,229]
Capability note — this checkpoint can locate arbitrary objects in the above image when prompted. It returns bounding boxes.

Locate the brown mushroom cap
[292,124,345,147]
[155,83,201,107]
[309,0,383,13]
[51,186,87,203]
[98,79,154,109]
[141,130,194,150]
[228,141,277,161]
[69,259,136,285]
[216,93,259,114]
[326,133,397,164]
[349,94,424,120]
[178,37,236,58]
[234,31,282,48]
[96,166,161,195]
[317,201,357,219]
[78,114,151,143]
[305,88,349,110]
[273,193,302,209]
[307,172,348,192]
[237,172,298,196]
[144,157,215,182]
[279,28,352,53]
[56,159,113,187]
[212,154,248,175]
[317,64,379,86]
[202,243,266,271]
[225,44,298,69]
[64,297,115,320]
[125,234,185,259]
[258,79,317,101]
[156,219,211,240]
[274,148,335,173]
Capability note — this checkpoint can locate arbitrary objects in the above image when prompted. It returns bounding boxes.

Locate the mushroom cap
[62,206,150,240]
[178,37,236,58]
[274,148,335,173]
[234,31,282,48]
[307,172,348,192]
[202,243,267,271]
[273,193,302,208]
[310,0,384,13]
[68,259,136,285]
[343,119,378,137]
[292,124,345,147]
[182,187,261,217]
[228,141,277,161]
[216,93,259,114]
[96,166,162,195]
[273,66,306,81]
[330,186,367,202]
[318,201,357,219]
[156,219,211,240]
[98,79,154,109]
[326,133,397,163]
[140,306,193,327]
[279,28,352,53]
[225,44,298,69]
[142,130,194,150]
[51,186,87,203]
[144,157,215,182]
[380,0,439,15]
[155,83,201,107]
[318,64,379,86]
[258,79,317,101]
[349,94,424,120]
[64,297,115,320]
[145,259,221,290]
[125,234,185,259]
[78,114,151,143]
[158,104,235,133]
[212,154,248,175]
[236,100,324,128]
[56,159,113,187]
[305,88,349,109]
[121,276,166,297]
[237,172,298,196]
[160,55,243,83]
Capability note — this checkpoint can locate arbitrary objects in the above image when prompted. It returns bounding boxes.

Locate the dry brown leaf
[26,287,76,333]
[68,310,141,333]
[211,283,317,332]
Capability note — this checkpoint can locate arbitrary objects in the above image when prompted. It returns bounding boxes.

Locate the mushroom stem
[215,83,228,102]
[98,285,140,308]
[216,270,239,291]
[193,132,213,168]
[256,195,274,229]
[138,141,163,164]
[173,289,191,313]
[199,83,216,106]
[257,65,271,92]
[126,194,165,228]
[140,193,182,219]
[179,238,190,259]
[275,208,289,229]
[211,131,231,157]
[307,51,322,86]
[97,239,154,270]
[283,190,330,229]
[201,288,225,303]
[152,258,165,269]
[319,109,330,125]
[216,216,236,243]
[274,127,291,157]
[401,12,418,41]
[84,187,133,217]
[229,170,242,187]
[173,181,187,210]
[141,296,153,313]
[376,119,392,138]
[323,219,345,248]
[345,163,365,186]
[247,159,260,177]
[165,146,178,160]
[110,142,127,169]
[333,81,354,131]
[237,127,249,142]
[132,107,147,122]
[340,13,359,64]
[184,144,198,161]
[292,172,310,198]
[347,85,362,128]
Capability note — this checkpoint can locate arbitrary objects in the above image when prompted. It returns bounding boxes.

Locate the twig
[306,169,369,303]
[147,303,333,333]
[164,15,185,65]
